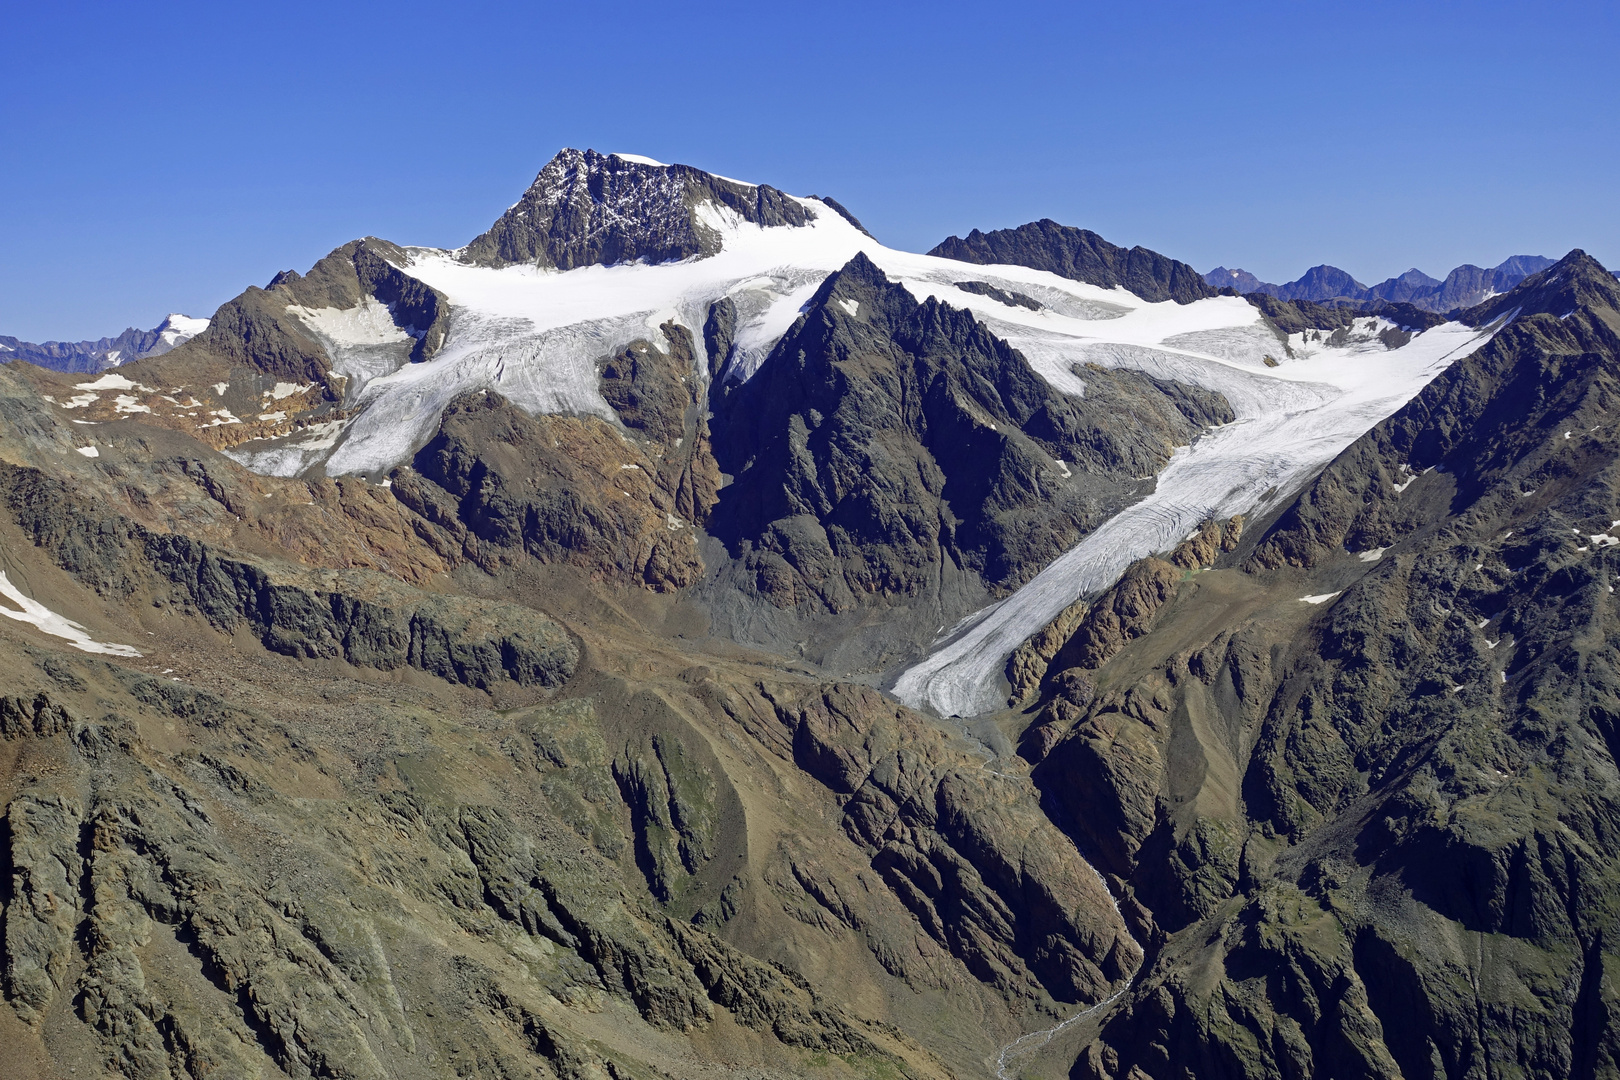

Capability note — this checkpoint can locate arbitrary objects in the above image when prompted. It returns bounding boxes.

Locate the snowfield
[216,160,1499,713]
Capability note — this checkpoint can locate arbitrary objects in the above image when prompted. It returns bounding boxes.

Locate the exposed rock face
[463,148,813,270]
[708,252,1231,617]
[1009,250,1620,1079]
[953,280,1043,310]
[752,682,1140,1004]
[1244,291,1445,340]
[929,219,1215,304]
[1005,595,1089,706]
[2,461,578,689]
[178,236,448,386]
[0,679,936,1080]
[396,321,719,591]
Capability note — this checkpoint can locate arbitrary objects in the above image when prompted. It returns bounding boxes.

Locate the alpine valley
[3,148,1619,1080]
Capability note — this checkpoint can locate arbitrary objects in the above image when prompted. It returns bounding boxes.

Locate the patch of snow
[74,445,99,458]
[113,395,151,414]
[104,350,121,366]
[838,298,861,317]
[1298,592,1342,605]
[1357,548,1386,562]
[75,373,145,391]
[213,382,229,396]
[258,411,287,422]
[0,571,141,656]
[267,381,312,400]
[666,513,684,531]
[610,153,667,167]
[60,393,98,409]
[288,298,412,348]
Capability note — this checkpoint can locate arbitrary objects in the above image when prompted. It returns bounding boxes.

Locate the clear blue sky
[5,0,1617,340]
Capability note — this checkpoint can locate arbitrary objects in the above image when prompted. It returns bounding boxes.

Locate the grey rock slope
[928,219,1215,304]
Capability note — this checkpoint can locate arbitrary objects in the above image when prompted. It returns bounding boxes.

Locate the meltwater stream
[993,856,1142,1080]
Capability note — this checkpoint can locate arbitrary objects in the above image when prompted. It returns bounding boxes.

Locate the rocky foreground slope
[3,151,1619,1080]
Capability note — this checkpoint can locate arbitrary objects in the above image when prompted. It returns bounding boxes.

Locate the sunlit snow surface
[157,313,209,348]
[217,176,1499,713]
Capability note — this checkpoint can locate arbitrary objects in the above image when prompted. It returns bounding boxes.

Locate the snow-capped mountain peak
[156,313,209,350]
[460,148,811,271]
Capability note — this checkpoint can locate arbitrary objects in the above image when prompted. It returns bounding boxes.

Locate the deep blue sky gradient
[5,0,1617,340]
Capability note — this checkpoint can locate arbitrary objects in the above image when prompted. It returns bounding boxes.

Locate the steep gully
[994,858,1141,1079]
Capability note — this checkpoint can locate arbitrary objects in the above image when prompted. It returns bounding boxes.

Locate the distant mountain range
[0,313,207,374]
[1204,255,1557,313]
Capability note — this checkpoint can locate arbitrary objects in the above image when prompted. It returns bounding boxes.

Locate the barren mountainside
[2,149,1619,1080]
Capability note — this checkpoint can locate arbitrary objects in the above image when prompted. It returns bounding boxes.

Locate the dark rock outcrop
[463,148,812,270]
[1,461,578,689]
[954,280,1043,310]
[929,219,1215,304]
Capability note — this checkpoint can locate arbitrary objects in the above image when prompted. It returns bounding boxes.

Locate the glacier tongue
[890,319,1499,718]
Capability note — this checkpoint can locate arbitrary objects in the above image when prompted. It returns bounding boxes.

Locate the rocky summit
[2,148,1619,1080]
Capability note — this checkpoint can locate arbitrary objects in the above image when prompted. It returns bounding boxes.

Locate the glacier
[214,158,1498,716]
